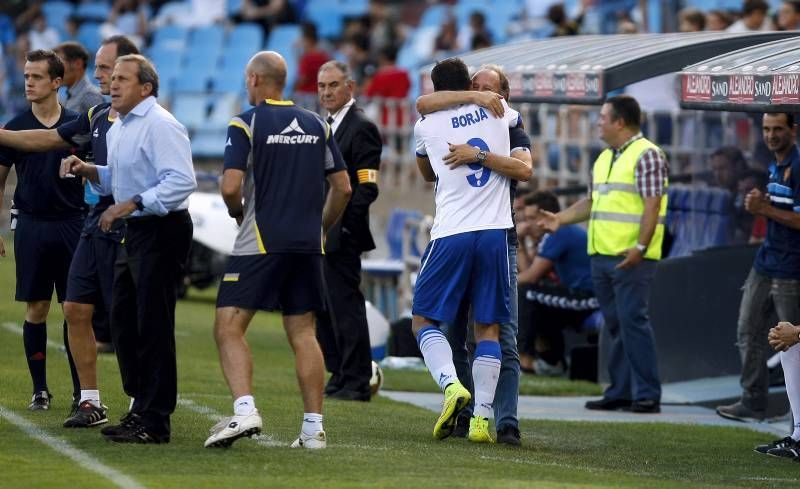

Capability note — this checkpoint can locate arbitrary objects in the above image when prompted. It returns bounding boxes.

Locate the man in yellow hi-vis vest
[538,95,667,414]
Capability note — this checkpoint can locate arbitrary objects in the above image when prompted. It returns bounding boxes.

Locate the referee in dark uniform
[0,49,85,412]
[316,60,382,401]
[62,54,196,443]
[0,36,140,427]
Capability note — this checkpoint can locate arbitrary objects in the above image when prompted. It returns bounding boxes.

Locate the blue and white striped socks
[417,326,458,391]
[472,340,501,419]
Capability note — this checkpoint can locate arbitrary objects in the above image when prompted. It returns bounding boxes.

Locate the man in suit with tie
[316,60,382,401]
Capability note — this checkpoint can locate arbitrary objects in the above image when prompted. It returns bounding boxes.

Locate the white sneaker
[204,410,262,448]
[290,430,326,449]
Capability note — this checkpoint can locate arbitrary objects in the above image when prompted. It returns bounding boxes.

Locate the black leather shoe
[326,389,370,402]
[104,418,170,444]
[496,425,521,446]
[629,399,660,413]
[584,398,632,411]
[101,412,140,437]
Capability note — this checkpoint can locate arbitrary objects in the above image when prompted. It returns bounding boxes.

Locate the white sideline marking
[3,322,63,350]
[0,405,143,489]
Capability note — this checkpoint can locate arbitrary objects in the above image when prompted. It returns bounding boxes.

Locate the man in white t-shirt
[412,57,531,444]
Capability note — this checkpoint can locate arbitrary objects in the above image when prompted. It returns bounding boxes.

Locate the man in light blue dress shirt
[61,54,196,444]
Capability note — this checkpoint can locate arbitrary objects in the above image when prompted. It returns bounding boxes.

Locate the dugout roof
[421,32,798,105]
[680,36,800,112]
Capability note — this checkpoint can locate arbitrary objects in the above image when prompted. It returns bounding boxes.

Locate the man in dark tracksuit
[317,60,382,401]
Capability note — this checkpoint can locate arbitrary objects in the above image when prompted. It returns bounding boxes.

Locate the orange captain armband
[357,169,378,184]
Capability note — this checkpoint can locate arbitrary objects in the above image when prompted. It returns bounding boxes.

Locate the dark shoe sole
[103,433,170,444]
[64,417,108,428]
[716,409,764,423]
[497,436,521,446]
[435,395,471,440]
[205,427,262,448]
[585,399,632,411]
[628,407,661,414]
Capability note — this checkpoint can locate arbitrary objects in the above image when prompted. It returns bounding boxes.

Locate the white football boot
[204,410,262,448]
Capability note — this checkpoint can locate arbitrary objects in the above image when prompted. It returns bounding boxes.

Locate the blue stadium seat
[189,25,225,50]
[171,93,210,130]
[227,23,264,50]
[211,70,244,94]
[191,129,228,158]
[687,186,712,212]
[43,2,74,30]
[419,5,448,28]
[338,0,369,17]
[386,209,423,260]
[183,46,221,72]
[172,73,209,93]
[303,3,343,39]
[151,25,189,50]
[149,46,183,70]
[76,23,103,53]
[75,2,111,22]
[266,24,301,52]
[220,48,255,73]
[396,25,437,71]
[228,0,243,16]
[203,93,241,130]
[705,188,733,248]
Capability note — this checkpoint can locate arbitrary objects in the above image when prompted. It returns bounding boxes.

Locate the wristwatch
[635,243,647,253]
[476,148,488,163]
[132,194,144,212]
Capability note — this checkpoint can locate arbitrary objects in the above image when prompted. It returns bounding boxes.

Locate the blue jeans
[591,255,661,402]
[443,232,520,430]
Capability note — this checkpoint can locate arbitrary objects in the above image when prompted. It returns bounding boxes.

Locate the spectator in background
[727,0,773,32]
[28,13,60,51]
[678,8,706,32]
[65,17,80,41]
[709,146,748,196]
[340,32,374,92]
[101,0,148,48]
[706,10,735,30]
[708,146,752,244]
[738,168,770,244]
[717,113,800,423]
[434,16,458,54]
[517,191,597,376]
[616,13,639,34]
[471,32,492,51]
[294,22,329,96]
[778,0,800,30]
[235,0,295,35]
[366,0,403,59]
[364,45,410,129]
[458,12,493,52]
[548,3,583,36]
[54,41,105,114]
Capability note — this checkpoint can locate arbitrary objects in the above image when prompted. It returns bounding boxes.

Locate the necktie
[327,116,334,124]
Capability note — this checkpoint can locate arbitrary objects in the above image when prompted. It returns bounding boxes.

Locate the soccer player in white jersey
[412,58,532,443]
